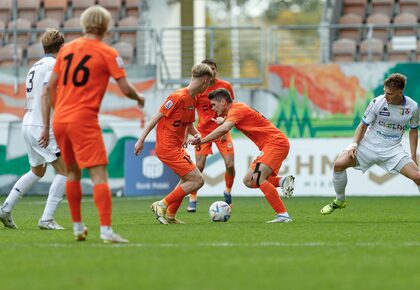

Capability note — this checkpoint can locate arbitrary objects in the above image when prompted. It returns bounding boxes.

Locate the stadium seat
[393,13,418,37]
[371,0,395,18]
[17,0,40,26]
[103,19,115,45]
[366,13,391,41]
[332,38,357,62]
[0,20,5,42]
[125,0,140,18]
[113,41,134,64]
[7,18,31,50]
[117,16,139,47]
[0,44,23,67]
[338,13,363,41]
[63,17,83,42]
[399,0,420,18]
[35,18,60,41]
[98,0,122,23]
[360,38,384,61]
[343,0,368,19]
[43,0,68,26]
[27,42,44,66]
[386,41,413,62]
[72,0,96,18]
[0,0,12,24]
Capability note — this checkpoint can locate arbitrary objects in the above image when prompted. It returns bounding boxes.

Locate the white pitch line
[1,241,420,249]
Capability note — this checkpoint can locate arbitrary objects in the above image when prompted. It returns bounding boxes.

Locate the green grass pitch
[1,196,420,290]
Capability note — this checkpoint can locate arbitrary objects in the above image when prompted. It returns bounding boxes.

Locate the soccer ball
[209,201,231,222]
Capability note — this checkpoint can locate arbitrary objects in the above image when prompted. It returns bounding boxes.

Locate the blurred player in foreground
[191,88,295,223]
[0,29,66,230]
[321,73,420,214]
[134,63,214,224]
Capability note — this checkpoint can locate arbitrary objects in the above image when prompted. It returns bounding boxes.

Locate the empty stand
[98,0,122,23]
[7,18,31,50]
[0,0,12,24]
[125,0,140,18]
[393,13,418,37]
[63,17,83,42]
[332,38,357,62]
[386,41,412,62]
[338,13,363,41]
[35,18,60,41]
[27,42,44,66]
[343,0,368,19]
[416,40,420,61]
[118,16,139,47]
[366,13,391,41]
[399,0,420,18]
[0,44,23,67]
[17,0,40,26]
[113,41,134,64]
[44,0,68,26]
[0,20,4,42]
[371,0,395,18]
[360,38,384,61]
[72,0,96,18]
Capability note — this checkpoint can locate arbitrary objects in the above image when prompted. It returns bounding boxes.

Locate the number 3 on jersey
[63,53,91,86]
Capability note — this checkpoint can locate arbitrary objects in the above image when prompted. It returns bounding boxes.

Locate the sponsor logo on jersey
[116,56,125,68]
[378,120,405,131]
[164,100,174,109]
[379,107,390,116]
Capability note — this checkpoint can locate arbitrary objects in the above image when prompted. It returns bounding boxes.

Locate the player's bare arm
[409,128,418,164]
[193,120,234,145]
[134,111,164,155]
[187,123,201,145]
[345,122,368,159]
[39,72,58,148]
[116,77,145,108]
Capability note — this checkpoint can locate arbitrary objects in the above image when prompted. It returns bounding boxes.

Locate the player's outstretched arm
[193,120,234,145]
[116,77,145,108]
[409,128,418,164]
[39,72,58,148]
[134,111,164,155]
[346,122,368,159]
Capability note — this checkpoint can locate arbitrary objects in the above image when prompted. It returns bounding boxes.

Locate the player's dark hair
[201,58,217,69]
[208,88,233,104]
[384,73,406,91]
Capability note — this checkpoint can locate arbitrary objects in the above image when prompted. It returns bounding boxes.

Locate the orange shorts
[53,122,108,169]
[195,132,234,156]
[250,139,290,176]
[156,146,197,177]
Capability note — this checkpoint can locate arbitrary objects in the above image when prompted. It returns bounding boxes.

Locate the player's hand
[137,93,145,109]
[38,127,50,148]
[211,116,225,125]
[189,134,201,146]
[134,138,145,155]
[344,143,358,159]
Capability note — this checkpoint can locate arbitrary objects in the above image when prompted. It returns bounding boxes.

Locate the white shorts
[22,125,60,167]
[354,140,412,174]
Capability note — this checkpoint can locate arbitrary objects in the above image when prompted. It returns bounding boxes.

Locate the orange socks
[167,199,183,218]
[267,176,281,188]
[66,181,82,223]
[259,181,286,214]
[189,191,197,202]
[93,183,112,226]
[225,172,234,193]
[163,185,187,206]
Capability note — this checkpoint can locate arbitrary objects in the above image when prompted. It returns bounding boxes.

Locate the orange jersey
[156,88,195,148]
[196,79,234,134]
[226,102,287,150]
[52,38,126,123]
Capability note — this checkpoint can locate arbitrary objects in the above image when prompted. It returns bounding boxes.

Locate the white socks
[100,226,113,235]
[333,170,347,201]
[2,171,41,212]
[158,200,167,208]
[41,174,66,221]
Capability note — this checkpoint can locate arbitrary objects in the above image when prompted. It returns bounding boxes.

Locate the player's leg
[320,149,358,215]
[187,152,207,212]
[243,163,291,223]
[38,156,66,230]
[399,161,420,192]
[217,134,235,206]
[0,165,45,229]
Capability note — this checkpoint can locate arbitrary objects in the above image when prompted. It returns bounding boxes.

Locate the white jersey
[22,55,55,127]
[362,95,419,147]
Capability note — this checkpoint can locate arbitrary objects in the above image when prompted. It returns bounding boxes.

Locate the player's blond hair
[191,63,214,79]
[80,5,111,37]
[384,73,407,91]
[41,28,64,54]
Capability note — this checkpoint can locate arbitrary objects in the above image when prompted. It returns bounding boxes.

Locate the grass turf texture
[1,196,420,290]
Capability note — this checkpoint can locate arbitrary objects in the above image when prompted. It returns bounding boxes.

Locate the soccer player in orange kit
[44,5,145,242]
[134,63,214,224]
[191,88,295,223]
[187,59,236,212]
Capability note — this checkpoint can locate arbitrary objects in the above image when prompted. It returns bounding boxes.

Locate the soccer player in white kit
[0,29,67,229]
[321,73,420,214]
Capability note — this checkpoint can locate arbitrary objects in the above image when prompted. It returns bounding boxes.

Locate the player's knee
[333,161,346,172]
[412,173,420,185]
[243,176,253,188]
[226,165,235,176]
[194,174,205,189]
